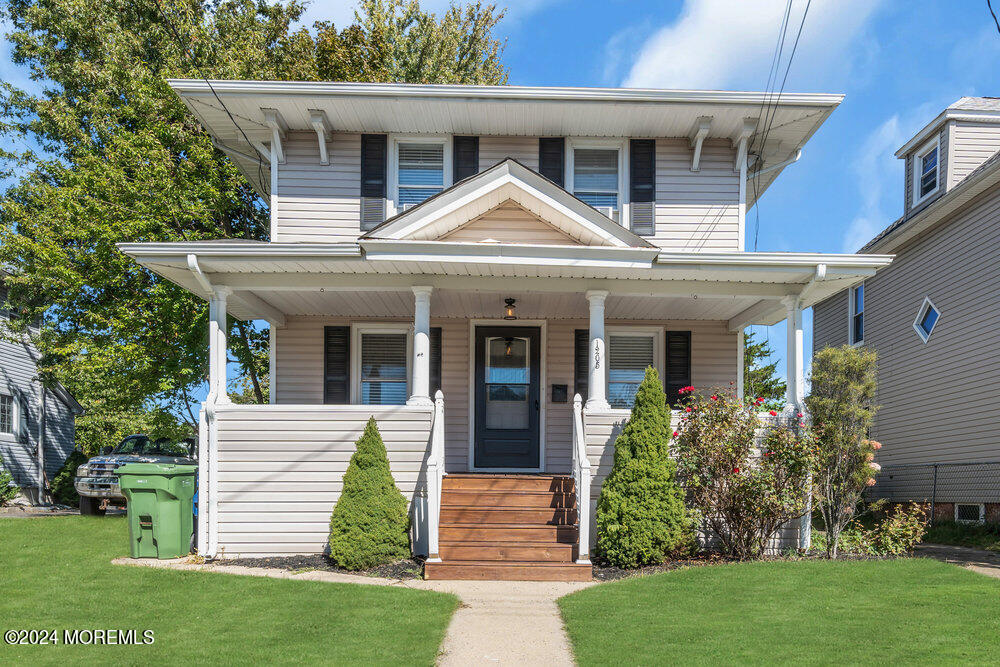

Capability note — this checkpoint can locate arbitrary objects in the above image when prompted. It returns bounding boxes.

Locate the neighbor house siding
[213,404,433,557]
[812,292,849,351]
[274,316,738,474]
[815,183,1000,468]
[949,121,1000,187]
[653,139,741,251]
[0,330,77,490]
[274,132,361,242]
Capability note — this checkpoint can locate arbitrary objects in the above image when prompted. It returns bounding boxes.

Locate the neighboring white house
[813,97,1000,524]
[1,270,84,504]
[120,81,891,579]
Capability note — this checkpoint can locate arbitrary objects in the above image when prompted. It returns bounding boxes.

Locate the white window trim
[912,135,940,207]
[955,503,985,525]
[606,326,663,409]
[0,392,14,436]
[912,296,941,343]
[848,283,864,346]
[566,138,629,225]
[387,134,453,218]
[350,322,413,405]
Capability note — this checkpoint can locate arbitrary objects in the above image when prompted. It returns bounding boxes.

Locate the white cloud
[622,0,884,90]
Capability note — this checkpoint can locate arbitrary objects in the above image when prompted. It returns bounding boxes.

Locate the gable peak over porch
[360,158,655,249]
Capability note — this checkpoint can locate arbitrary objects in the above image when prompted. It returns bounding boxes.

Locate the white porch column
[586,290,610,411]
[210,286,231,404]
[784,298,804,410]
[408,286,434,407]
[268,322,277,404]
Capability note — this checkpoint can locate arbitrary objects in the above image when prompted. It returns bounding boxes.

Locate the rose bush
[673,389,817,560]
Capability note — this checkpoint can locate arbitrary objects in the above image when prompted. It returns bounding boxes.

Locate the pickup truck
[74,434,196,515]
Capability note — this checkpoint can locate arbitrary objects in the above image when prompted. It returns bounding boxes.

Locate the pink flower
[866,478,876,487]
[869,462,881,472]
[871,440,883,450]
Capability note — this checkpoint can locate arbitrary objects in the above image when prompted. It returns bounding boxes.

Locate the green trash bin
[118,463,197,559]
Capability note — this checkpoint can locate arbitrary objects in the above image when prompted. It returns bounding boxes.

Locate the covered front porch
[120,240,887,564]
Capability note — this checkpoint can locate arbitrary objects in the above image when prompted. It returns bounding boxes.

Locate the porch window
[0,394,12,434]
[608,333,655,409]
[359,333,408,405]
[572,147,620,212]
[397,142,445,208]
[850,283,864,345]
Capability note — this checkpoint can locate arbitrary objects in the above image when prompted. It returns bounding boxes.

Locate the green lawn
[0,516,457,665]
[559,559,1000,665]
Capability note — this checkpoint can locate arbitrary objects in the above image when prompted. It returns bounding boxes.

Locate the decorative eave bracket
[732,118,757,173]
[688,116,712,171]
[261,108,288,165]
[309,109,333,165]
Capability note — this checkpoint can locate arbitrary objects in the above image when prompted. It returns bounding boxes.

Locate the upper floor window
[568,140,625,217]
[0,394,13,434]
[913,137,939,205]
[850,283,864,345]
[913,297,941,343]
[393,139,451,210]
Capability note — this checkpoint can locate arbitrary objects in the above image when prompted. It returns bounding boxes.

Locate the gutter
[748,149,802,178]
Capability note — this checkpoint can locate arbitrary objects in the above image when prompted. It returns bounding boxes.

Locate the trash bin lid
[116,463,198,476]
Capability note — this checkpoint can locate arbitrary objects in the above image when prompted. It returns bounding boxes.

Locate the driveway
[915,543,1000,579]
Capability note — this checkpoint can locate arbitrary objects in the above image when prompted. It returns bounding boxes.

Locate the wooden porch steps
[424,474,592,582]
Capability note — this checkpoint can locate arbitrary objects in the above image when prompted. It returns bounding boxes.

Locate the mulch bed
[592,552,734,581]
[218,554,426,580]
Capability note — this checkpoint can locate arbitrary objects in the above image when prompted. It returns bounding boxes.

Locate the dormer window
[390,137,452,212]
[913,137,939,205]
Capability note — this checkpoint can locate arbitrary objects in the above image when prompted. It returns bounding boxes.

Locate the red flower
[769,410,777,416]
[732,467,740,474]
[755,397,764,403]
[672,431,679,437]
[710,395,718,401]
[797,412,804,418]
[685,407,693,412]
[763,452,771,457]
[678,385,695,394]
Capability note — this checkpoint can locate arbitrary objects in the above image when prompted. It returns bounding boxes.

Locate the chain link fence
[867,462,1000,524]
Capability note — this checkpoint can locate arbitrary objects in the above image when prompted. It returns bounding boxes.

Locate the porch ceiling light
[503,298,517,320]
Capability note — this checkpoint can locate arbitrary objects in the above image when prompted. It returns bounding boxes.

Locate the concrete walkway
[114,558,595,665]
[915,543,1000,579]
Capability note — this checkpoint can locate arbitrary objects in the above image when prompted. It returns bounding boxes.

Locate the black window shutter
[574,329,589,401]
[360,134,387,198]
[323,326,351,404]
[539,137,565,187]
[664,331,692,407]
[430,327,442,395]
[629,139,656,202]
[453,136,479,182]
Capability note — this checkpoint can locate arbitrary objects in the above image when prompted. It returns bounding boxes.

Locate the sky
[4,0,1000,388]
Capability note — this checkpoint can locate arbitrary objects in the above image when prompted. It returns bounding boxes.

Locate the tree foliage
[0,0,507,428]
[743,331,786,409]
[806,345,880,558]
[674,388,817,560]
[595,367,693,568]
[328,417,410,569]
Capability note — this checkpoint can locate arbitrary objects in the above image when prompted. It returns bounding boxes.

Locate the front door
[474,326,541,469]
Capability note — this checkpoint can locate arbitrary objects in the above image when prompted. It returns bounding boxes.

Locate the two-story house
[814,97,1000,525]
[120,81,891,579]
[1,269,84,504]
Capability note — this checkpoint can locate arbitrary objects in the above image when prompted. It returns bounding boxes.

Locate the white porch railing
[426,389,446,563]
[572,394,593,564]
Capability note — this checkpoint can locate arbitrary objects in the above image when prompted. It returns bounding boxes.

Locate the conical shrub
[595,367,693,568]
[328,417,410,569]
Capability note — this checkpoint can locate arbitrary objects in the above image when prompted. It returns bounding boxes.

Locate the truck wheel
[80,496,106,516]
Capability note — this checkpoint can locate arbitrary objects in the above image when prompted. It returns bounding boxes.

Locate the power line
[990,0,1000,35]
[151,0,270,200]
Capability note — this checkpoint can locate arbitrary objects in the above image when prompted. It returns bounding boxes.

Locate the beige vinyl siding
[479,136,539,172]
[949,121,1000,187]
[653,139,741,251]
[812,292,849,351]
[904,127,947,216]
[857,184,1000,466]
[439,200,580,245]
[275,132,361,242]
[214,404,433,557]
[275,316,738,474]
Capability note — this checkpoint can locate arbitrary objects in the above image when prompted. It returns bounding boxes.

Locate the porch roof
[118,240,892,329]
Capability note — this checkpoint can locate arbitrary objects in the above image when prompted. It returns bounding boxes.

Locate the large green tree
[743,331,786,409]
[0,0,507,433]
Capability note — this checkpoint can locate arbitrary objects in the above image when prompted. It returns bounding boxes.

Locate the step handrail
[572,394,592,564]
[427,389,446,563]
